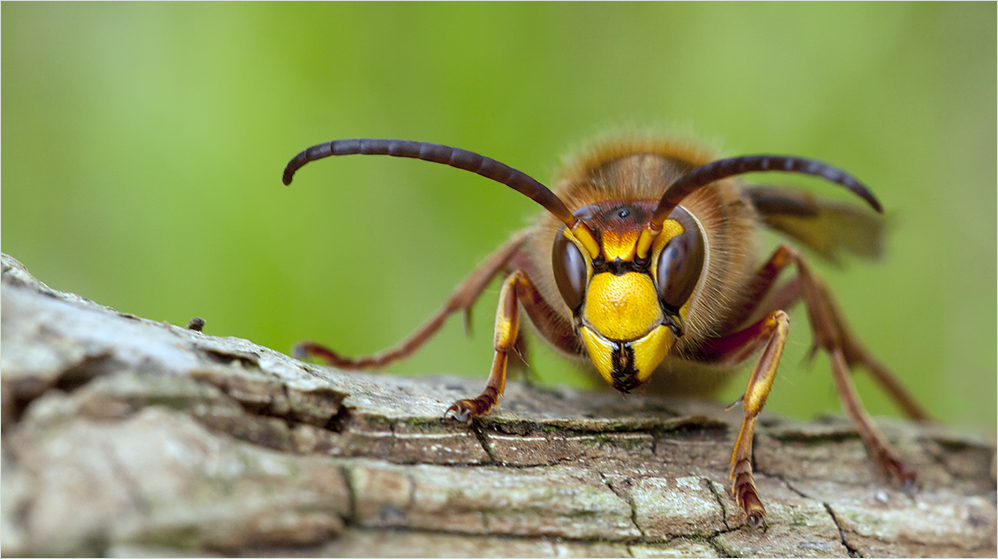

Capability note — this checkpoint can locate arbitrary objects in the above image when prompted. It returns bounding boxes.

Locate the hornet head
[552,201,707,392]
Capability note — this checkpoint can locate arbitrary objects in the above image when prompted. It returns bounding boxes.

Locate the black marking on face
[593,258,650,275]
[610,342,641,394]
[605,258,644,276]
[664,309,685,338]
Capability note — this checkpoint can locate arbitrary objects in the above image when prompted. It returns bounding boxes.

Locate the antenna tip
[851,178,883,214]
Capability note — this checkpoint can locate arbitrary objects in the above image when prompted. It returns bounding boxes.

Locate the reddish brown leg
[790,247,919,483]
[296,230,529,369]
[702,310,791,531]
[701,244,928,526]
[726,245,931,423]
[815,285,931,422]
[443,265,580,421]
[445,270,528,421]
[724,245,797,332]
[828,349,917,484]
[863,358,931,423]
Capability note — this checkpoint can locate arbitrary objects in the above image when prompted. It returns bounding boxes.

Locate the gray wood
[2,253,994,557]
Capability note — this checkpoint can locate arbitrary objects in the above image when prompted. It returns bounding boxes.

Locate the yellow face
[555,205,703,394]
[579,272,675,392]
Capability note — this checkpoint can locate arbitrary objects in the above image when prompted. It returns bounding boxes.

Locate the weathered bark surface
[1,252,995,558]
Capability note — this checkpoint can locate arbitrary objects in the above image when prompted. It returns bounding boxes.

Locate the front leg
[702,244,923,529]
[445,270,529,422]
[701,310,791,531]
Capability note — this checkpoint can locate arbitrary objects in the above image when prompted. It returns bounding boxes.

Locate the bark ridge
[1,253,994,557]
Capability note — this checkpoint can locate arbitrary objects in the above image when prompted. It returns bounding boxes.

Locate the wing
[745,185,885,264]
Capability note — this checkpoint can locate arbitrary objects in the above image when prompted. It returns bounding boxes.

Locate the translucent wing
[746,185,884,264]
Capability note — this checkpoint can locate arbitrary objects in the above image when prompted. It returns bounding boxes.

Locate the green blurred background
[3,3,994,431]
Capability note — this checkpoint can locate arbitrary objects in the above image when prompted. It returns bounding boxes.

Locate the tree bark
[1,252,994,557]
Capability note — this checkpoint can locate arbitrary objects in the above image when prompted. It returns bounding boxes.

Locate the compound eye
[552,229,587,311]
[656,211,706,312]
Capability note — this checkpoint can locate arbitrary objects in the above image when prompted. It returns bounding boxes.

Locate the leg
[723,245,796,332]
[721,245,930,422]
[701,310,791,531]
[829,349,916,484]
[296,230,530,369]
[790,248,920,482]
[699,244,928,527]
[812,281,931,422]
[443,267,578,421]
[445,270,528,421]
[506,332,541,386]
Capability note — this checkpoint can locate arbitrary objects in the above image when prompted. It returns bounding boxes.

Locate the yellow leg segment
[446,271,525,422]
[710,244,925,528]
[730,309,790,532]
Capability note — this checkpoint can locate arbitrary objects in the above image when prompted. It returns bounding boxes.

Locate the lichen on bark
[2,253,995,557]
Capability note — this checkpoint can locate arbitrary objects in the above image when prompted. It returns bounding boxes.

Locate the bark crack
[3,251,994,557]
[469,421,497,463]
[748,464,865,557]
[705,534,735,558]
[762,467,862,558]
[705,477,731,531]
[4,351,120,426]
[823,502,860,558]
[597,470,645,540]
